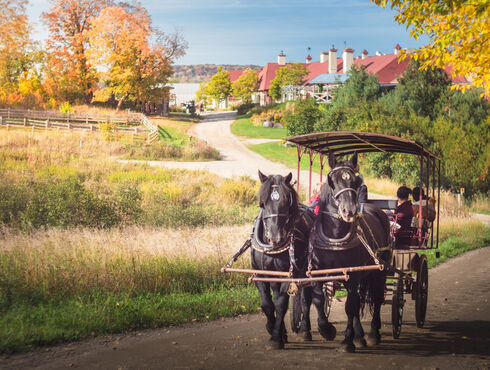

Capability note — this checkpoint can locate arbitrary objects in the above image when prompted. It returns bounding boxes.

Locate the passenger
[412,186,436,222]
[354,164,368,203]
[309,182,322,215]
[394,186,414,249]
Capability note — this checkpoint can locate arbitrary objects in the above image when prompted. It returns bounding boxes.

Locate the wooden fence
[0,109,159,144]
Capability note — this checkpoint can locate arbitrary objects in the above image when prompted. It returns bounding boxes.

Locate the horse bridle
[261,184,295,247]
[320,166,359,218]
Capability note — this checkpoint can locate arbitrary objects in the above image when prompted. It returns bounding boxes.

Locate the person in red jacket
[309,182,322,215]
[393,186,414,249]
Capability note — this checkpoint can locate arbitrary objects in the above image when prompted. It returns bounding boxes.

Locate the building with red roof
[254,45,413,105]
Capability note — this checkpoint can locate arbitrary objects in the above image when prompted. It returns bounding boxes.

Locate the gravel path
[4,246,489,369]
[119,111,387,199]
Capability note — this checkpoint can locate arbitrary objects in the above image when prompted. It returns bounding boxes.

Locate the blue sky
[27,0,427,66]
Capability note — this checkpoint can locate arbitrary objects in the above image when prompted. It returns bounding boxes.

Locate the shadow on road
[201,112,237,122]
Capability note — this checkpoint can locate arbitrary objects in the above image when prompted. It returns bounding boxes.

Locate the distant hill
[171,64,262,83]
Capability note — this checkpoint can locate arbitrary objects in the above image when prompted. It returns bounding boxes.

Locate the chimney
[277,53,286,65]
[320,52,328,63]
[342,48,354,73]
[394,43,402,55]
[305,55,312,64]
[328,48,337,74]
[361,49,368,60]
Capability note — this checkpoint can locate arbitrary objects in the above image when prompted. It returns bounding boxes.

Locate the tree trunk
[116,94,128,111]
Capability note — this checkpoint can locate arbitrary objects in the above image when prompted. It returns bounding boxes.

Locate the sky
[26,0,428,66]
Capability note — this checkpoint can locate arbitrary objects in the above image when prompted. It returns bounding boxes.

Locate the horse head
[324,151,363,223]
[258,170,298,247]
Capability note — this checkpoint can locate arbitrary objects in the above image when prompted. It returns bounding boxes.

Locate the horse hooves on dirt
[297,331,312,342]
[319,323,337,341]
[354,337,367,349]
[366,333,381,346]
[265,339,284,350]
[338,340,356,353]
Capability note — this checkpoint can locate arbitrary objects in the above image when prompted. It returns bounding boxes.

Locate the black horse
[304,152,391,352]
[253,171,315,349]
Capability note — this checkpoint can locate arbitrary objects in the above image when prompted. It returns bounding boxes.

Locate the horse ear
[350,151,358,169]
[258,170,268,183]
[328,151,337,169]
[284,172,292,184]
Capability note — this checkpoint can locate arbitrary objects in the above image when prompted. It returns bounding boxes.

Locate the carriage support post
[436,159,441,251]
[320,154,325,183]
[296,146,302,193]
[418,155,423,245]
[308,149,313,201]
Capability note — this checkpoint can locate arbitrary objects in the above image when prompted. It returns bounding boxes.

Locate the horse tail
[359,274,374,317]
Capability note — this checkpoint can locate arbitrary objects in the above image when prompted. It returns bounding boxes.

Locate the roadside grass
[0,288,259,353]
[231,115,287,139]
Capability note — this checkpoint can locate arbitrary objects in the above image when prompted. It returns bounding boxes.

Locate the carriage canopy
[285,131,440,160]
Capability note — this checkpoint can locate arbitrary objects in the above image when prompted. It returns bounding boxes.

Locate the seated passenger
[412,186,436,222]
[394,186,414,249]
[309,182,322,215]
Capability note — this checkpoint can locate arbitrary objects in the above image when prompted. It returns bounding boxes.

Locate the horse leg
[298,285,312,341]
[367,271,386,346]
[341,280,364,352]
[256,282,275,337]
[267,283,289,349]
[312,282,336,341]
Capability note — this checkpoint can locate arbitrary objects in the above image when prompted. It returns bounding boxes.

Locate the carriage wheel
[289,289,303,333]
[391,276,404,339]
[415,255,428,328]
[323,282,334,320]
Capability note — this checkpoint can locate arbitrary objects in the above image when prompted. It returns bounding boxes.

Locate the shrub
[237,102,256,115]
[284,98,323,136]
[59,101,74,113]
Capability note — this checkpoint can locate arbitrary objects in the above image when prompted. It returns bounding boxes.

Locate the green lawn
[248,141,326,173]
[231,115,287,139]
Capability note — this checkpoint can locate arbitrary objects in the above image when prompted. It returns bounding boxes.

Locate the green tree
[269,63,309,100]
[371,0,489,97]
[394,60,451,120]
[331,65,381,108]
[284,98,323,136]
[206,66,232,104]
[195,81,209,104]
[231,68,258,104]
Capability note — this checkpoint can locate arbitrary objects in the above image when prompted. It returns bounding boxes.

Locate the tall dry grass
[0,225,252,301]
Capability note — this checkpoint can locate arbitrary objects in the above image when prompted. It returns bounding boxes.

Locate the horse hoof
[319,323,337,341]
[297,331,312,342]
[338,340,356,353]
[366,333,381,346]
[265,339,284,350]
[354,337,367,349]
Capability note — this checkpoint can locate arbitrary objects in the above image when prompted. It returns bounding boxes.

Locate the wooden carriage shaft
[306,264,384,276]
[249,275,349,284]
[221,267,290,277]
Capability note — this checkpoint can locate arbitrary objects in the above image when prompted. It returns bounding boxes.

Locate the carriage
[222,131,441,342]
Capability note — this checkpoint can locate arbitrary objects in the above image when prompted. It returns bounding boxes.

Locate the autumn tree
[371,0,490,97]
[42,0,110,103]
[205,67,232,104]
[269,63,309,100]
[231,68,258,104]
[195,81,209,105]
[87,5,187,110]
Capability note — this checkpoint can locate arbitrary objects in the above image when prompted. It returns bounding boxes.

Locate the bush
[59,101,74,113]
[236,102,255,115]
[284,98,323,136]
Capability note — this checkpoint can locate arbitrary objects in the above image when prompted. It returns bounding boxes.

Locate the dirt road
[3,246,489,370]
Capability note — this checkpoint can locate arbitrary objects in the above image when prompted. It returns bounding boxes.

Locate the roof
[226,70,245,82]
[309,73,349,84]
[285,131,440,159]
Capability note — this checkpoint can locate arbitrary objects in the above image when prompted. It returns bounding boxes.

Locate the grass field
[230,115,287,139]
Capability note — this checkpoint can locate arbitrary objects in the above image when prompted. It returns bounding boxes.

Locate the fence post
[0,116,2,125]
[90,124,94,131]
[86,113,88,124]
[24,117,27,126]
[7,108,10,119]
[45,119,49,130]
[67,122,71,130]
